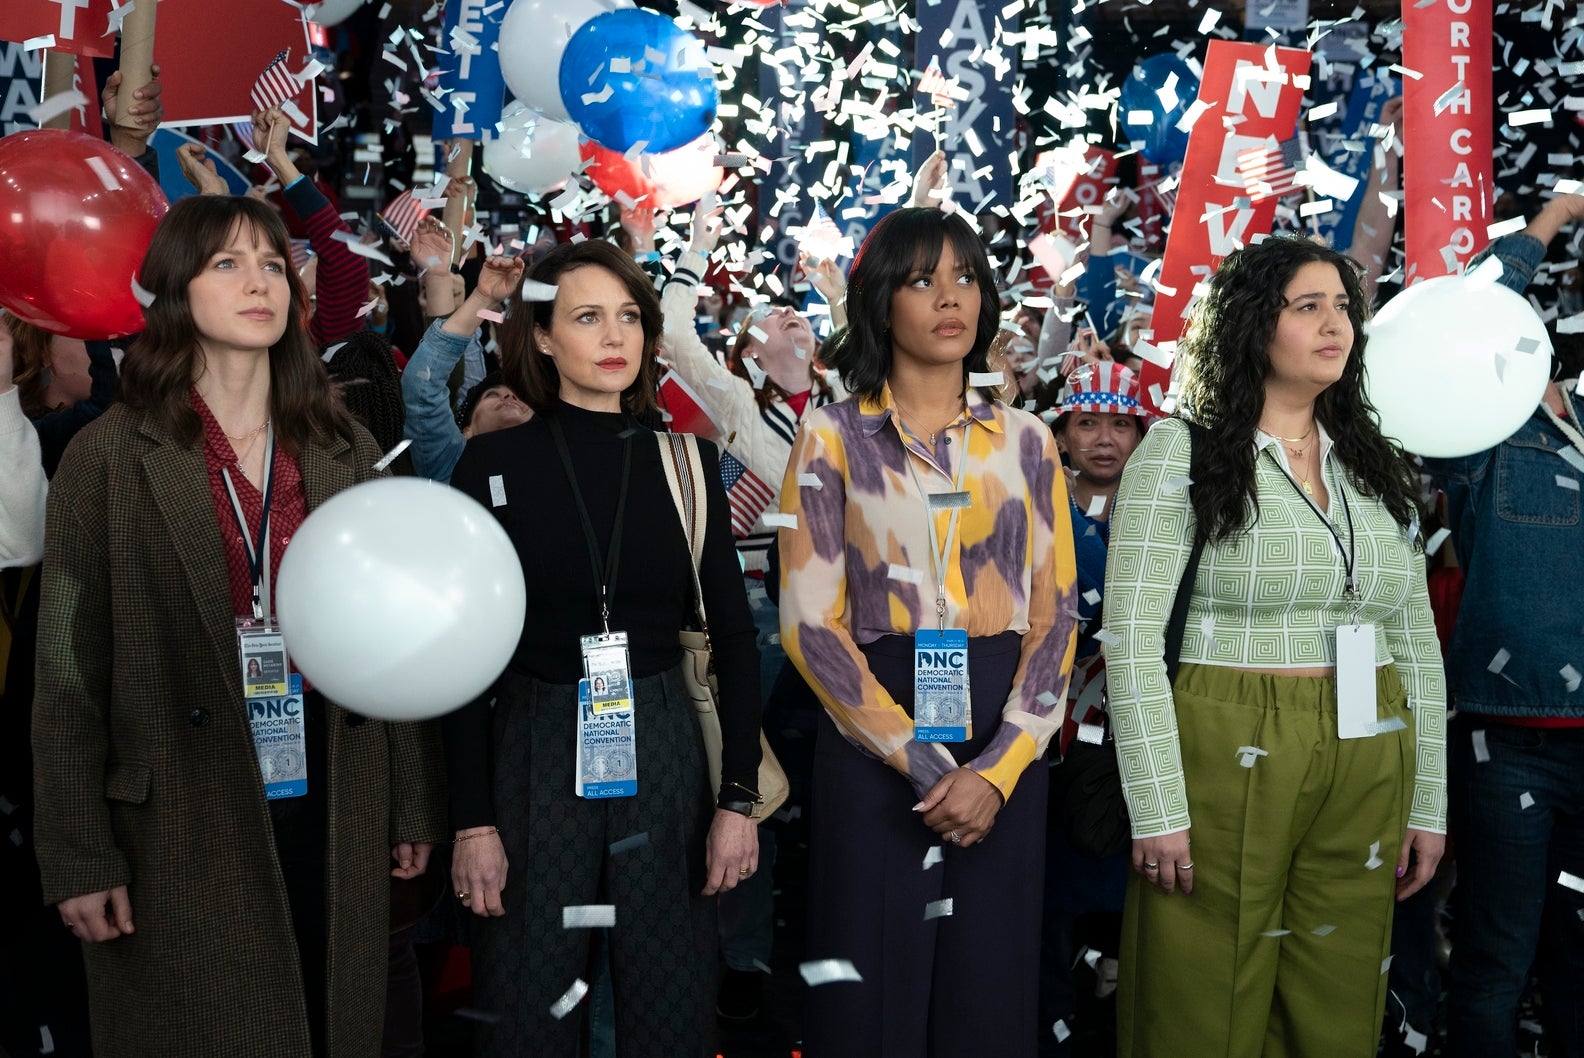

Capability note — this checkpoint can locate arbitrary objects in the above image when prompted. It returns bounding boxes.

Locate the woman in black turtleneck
[443,239,762,1057]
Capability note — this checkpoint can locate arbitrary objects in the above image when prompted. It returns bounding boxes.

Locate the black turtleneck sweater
[443,400,761,829]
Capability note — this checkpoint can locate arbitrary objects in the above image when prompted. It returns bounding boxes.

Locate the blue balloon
[558,9,717,155]
[1118,53,1200,165]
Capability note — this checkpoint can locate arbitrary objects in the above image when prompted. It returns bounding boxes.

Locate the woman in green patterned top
[1103,236,1446,1058]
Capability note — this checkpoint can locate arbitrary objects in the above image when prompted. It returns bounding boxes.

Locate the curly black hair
[1175,235,1420,543]
[822,207,1002,403]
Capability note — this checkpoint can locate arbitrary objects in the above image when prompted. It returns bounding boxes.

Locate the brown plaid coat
[32,404,447,1058]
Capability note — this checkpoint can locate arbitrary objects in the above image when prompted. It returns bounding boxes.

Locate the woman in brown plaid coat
[31,194,447,1058]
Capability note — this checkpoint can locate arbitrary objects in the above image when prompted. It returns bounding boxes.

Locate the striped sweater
[661,249,847,572]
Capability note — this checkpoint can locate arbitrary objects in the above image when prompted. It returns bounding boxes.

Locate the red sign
[1138,40,1312,413]
[1402,0,1493,282]
[657,371,724,442]
[151,0,318,142]
[0,0,116,58]
[1034,145,1118,240]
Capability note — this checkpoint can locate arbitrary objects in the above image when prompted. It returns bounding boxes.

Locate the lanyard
[1273,447,1358,600]
[903,420,974,631]
[549,415,633,634]
[221,424,277,621]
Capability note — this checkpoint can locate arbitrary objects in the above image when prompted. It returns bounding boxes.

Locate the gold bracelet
[720,780,762,802]
[453,827,499,843]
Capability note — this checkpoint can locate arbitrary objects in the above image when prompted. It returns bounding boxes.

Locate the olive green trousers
[1117,663,1416,1058]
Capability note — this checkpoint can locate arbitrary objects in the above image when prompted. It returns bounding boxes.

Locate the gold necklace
[225,419,269,442]
[893,397,964,446]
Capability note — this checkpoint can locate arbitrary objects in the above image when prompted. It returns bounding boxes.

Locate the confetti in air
[800,959,864,986]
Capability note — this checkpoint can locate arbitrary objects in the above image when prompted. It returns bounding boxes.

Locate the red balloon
[0,129,168,340]
[580,137,724,209]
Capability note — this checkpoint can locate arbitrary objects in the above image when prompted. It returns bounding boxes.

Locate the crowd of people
[1,40,1581,1058]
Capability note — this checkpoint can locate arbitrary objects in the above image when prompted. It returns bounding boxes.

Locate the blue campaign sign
[1315,72,1397,252]
[913,0,1018,211]
[435,0,506,140]
[0,40,43,136]
[151,128,252,202]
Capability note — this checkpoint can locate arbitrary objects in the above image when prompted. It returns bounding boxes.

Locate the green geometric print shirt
[1103,418,1448,838]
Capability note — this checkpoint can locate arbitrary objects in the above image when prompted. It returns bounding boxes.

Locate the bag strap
[657,433,712,645]
[1163,421,1208,686]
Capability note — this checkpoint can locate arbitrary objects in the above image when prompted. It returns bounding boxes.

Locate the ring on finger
[456,890,470,902]
[1143,862,1159,871]
[1178,862,1194,870]
[948,830,962,845]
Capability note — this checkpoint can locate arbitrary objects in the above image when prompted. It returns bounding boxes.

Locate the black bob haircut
[822,207,1002,402]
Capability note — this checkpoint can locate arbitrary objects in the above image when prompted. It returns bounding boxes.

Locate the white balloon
[499,0,633,121]
[276,478,527,721]
[1366,272,1552,458]
[307,0,366,26]
[484,103,583,195]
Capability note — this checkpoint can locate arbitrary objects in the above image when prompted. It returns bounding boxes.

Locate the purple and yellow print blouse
[777,384,1079,801]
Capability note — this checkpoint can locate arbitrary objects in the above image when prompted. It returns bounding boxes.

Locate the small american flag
[917,59,968,110]
[1235,136,1303,202]
[379,189,429,243]
[251,48,299,113]
[718,452,776,539]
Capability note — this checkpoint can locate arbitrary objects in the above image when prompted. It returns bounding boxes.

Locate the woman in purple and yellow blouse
[778,207,1080,1058]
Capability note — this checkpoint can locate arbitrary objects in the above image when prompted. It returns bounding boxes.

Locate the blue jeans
[1446,718,1584,1058]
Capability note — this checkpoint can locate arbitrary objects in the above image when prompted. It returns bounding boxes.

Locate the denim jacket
[399,319,484,484]
[1420,231,1584,718]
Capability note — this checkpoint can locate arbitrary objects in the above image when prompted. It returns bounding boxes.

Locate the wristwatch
[718,781,763,819]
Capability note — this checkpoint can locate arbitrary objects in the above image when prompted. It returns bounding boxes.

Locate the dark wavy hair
[822,207,1002,402]
[1175,235,1420,542]
[497,239,660,417]
[119,195,352,454]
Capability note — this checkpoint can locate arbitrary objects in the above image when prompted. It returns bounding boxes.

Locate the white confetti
[1091,628,1121,647]
[1563,665,1582,692]
[1365,841,1384,870]
[27,89,89,127]
[1036,690,1060,708]
[1520,792,1536,810]
[84,157,122,192]
[1558,871,1584,894]
[1077,722,1106,745]
[1311,924,1337,937]
[1472,729,1490,763]
[562,905,616,929]
[797,472,823,490]
[923,845,943,870]
[968,371,1005,388]
[799,959,863,986]
[761,513,798,529]
[38,1025,54,1055]
[887,564,925,584]
[330,231,394,266]
[1507,108,1553,127]
[1086,494,1108,518]
[1381,955,1395,975]
[23,34,56,50]
[1425,527,1452,556]
[548,978,588,1019]
[1363,716,1409,736]
[1162,475,1193,494]
[1260,929,1291,937]
[130,276,155,308]
[924,898,954,920]
[1053,1019,1072,1042]
[519,279,560,302]
[1487,216,1528,240]
[1557,475,1580,492]
[1236,746,1269,768]
[608,831,649,855]
[373,439,412,472]
[1403,1024,1428,1054]
[1488,649,1511,674]
[1081,589,1102,606]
